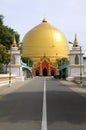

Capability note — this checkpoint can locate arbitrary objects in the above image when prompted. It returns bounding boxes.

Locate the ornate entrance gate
[34,56,57,76]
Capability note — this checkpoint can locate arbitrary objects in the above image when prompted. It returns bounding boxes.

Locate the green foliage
[83,57,86,59]
[0,44,10,73]
[56,57,69,67]
[0,15,4,25]
[21,56,33,67]
[0,14,20,50]
[0,44,10,64]
[0,63,4,73]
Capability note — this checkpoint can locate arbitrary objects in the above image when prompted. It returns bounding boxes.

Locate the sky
[0,0,86,53]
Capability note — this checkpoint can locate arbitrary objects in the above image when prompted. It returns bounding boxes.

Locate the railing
[0,74,16,86]
[58,62,69,70]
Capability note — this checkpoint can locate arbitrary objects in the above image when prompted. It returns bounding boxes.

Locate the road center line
[41,77,47,130]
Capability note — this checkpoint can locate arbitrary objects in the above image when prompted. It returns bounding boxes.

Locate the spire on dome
[12,34,17,47]
[73,34,79,47]
[42,17,47,22]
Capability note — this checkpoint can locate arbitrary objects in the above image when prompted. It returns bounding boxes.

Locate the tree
[0,44,10,73]
[56,57,69,79]
[56,57,69,67]
[0,15,4,25]
[0,14,20,50]
[21,56,33,67]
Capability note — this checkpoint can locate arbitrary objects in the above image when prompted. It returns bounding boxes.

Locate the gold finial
[42,17,47,22]
[12,34,17,47]
[73,34,79,47]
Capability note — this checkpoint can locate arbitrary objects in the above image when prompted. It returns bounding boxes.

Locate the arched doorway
[43,68,47,76]
[36,70,39,76]
[51,70,55,76]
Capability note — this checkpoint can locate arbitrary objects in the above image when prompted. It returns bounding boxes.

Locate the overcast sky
[0,0,86,52]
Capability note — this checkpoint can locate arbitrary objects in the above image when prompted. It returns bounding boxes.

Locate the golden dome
[22,19,69,63]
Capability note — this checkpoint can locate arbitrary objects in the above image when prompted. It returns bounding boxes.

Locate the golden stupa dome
[22,18,69,63]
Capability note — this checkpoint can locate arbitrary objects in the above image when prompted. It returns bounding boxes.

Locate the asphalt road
[0,77,86,130]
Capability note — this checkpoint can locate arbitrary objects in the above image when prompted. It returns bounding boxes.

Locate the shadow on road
[0,92,43,123]
[47,90,86,125]
[0,77,86,126]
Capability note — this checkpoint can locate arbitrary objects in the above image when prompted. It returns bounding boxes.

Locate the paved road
[46,78,86,130]
[0,77,86,130]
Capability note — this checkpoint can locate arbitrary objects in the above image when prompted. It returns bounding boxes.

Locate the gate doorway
[43,68,47,76]
[36,70,39,76]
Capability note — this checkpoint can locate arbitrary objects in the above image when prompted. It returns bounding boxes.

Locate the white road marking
[41,77,47,130]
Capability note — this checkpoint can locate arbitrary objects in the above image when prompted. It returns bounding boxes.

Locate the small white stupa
[67,34,84,81]
[8,35,24,81]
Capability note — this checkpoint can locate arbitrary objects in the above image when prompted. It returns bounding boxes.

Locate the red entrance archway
[34,56,57,76]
